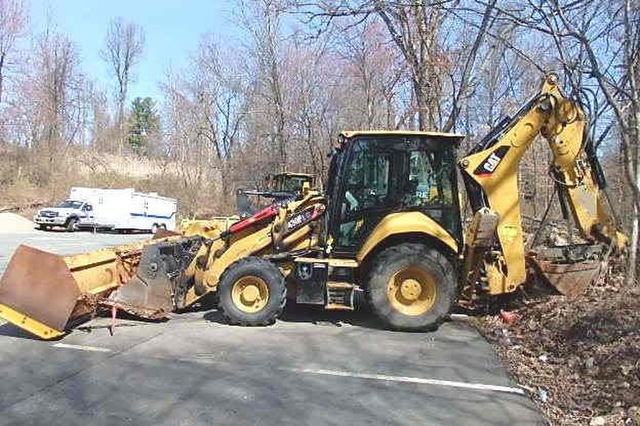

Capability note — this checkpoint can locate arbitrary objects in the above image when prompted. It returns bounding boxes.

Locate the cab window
[408,150,454,207]
[342,140,391,213]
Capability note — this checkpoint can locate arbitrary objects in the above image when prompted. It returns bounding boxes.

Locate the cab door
[80,203,95,226]
[332,138,397,253]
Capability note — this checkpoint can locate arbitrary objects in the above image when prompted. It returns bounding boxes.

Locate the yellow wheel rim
[231,276,270,313]
[387,266,437,316]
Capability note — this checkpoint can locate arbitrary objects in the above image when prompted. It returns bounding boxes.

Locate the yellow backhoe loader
[0,74,627,339]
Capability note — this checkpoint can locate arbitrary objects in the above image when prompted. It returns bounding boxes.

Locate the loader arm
[459,73,627,295]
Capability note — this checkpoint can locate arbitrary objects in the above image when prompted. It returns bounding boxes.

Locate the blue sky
[28,0,239,102]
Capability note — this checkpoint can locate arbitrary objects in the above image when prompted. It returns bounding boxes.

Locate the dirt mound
[0,212,36,233]
[478,273,640,425]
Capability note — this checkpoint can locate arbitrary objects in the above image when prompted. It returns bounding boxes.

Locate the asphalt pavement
[0,230,545,426]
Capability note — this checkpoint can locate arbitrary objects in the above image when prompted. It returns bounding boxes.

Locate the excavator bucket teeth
[528,244,606,298]
[0,245,81,338]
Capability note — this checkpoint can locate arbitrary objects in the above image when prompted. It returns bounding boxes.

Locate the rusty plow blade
[528,244,607,298]
[0,244,143,339]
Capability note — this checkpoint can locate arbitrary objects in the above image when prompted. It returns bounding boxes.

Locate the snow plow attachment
[0,244,144,339]
[0,235,206,340]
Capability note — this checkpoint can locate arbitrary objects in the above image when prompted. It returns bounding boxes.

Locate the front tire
[65,217,78,232]
[366,243,457,331]
[218,257,286,326]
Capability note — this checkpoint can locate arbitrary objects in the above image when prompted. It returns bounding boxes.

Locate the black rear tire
[218,257,286,326]
[366,243,457,331]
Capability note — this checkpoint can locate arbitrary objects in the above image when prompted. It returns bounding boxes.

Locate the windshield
[56,200,84,209]
[280,177,311,192]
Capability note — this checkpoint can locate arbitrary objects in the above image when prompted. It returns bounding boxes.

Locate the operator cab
[269,172,315,193]
[326,130,465,255]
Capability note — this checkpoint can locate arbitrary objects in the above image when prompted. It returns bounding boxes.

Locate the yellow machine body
[356,212,458,263]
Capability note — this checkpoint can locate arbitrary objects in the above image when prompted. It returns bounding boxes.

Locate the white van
[34,188,177,232]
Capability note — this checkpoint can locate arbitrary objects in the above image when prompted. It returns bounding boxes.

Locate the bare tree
[239,0,289,170]
[160,35,252,213]
[337,20,406,129]
[24,30,84,184]
[100,17,144,146]
[0,0,26,103]
[297,0,497,131]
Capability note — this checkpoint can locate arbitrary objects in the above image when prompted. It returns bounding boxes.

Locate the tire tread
[218,257,286,326]
[365,243,457,331]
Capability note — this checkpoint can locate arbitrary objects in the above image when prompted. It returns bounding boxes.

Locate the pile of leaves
[477,273,640,425]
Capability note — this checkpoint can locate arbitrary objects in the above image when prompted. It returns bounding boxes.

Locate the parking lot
[0,231,544,426]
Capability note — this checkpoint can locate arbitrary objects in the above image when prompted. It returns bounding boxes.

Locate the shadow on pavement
[202,301,390,331]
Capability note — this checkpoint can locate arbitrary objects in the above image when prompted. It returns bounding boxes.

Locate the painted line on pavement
[52,343,112,353]
[140,355,526,396]
[285,367,525,395]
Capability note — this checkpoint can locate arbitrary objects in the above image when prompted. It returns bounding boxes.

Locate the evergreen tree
[127,97,159,155]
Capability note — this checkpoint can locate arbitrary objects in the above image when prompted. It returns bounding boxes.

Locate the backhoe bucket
[0,244,143,339]
[528,244,606,298]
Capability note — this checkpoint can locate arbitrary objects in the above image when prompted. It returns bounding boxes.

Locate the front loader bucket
[0,244,143,339]
[107,236,205,318]
[528,244,606,298]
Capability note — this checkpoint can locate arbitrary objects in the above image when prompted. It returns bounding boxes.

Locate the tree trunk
[629,119,640,286]
[630,202,638,286]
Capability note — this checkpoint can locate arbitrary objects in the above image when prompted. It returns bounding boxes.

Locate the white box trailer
[33,187,177,232]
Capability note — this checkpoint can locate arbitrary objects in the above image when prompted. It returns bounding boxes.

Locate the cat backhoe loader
[0,73,626,339]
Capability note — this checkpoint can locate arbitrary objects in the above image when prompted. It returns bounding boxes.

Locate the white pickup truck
[33,199,96,231]
[33,188,177,232]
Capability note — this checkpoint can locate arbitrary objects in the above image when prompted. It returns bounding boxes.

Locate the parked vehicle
[33,187,177,232]
[33,199,95,231]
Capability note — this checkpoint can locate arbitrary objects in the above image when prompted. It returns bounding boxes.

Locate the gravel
[0,212,36,233]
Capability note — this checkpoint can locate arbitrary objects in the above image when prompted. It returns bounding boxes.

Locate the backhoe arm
[459,73,626,295]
